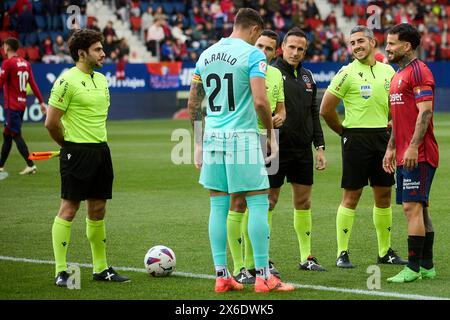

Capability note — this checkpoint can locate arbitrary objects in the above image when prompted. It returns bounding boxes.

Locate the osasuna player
[384,23,439,283]
[320,26,406,268]
[0,37,46,175]
[188,8,293,293]
[46,29,129,287]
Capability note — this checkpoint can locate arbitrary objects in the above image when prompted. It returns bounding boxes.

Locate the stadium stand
[0,0,449,63]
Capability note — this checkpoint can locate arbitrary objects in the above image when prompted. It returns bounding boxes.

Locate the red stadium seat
[16,48,26,58]
[343,4,354,18]
[432,33,442,46]
[26,47,40,62]
[374,31,385,46]
[356,4,365,18]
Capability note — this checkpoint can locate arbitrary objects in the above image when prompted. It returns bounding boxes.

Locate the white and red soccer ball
[144,245,176,277]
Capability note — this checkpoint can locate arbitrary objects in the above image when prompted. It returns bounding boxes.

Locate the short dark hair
[68,29,104,62]
[388,23,421,50]
[283,27,307,44]
[4,38,19,52]
[350,25,374,39]
[261,29,279,48]
[234,8,263,30]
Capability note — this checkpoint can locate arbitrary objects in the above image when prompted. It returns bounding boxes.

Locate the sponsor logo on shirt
[360,84,372,99]
[389,93,404,103]
[259,61,267,74]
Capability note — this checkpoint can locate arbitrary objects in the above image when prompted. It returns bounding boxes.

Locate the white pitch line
[0,255,448,300]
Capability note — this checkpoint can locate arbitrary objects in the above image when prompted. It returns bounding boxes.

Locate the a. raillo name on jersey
[204,53,237,66]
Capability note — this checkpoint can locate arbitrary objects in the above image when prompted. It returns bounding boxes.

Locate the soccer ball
[144,245,176,277]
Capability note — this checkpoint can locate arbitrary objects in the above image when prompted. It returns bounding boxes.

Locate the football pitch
[1,115,450,300]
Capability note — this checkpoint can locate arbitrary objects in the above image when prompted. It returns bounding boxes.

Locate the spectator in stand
[203,21,217,46]
[173,12,188,29]
[53,35,72,63]
[305,0,320,19]
[258,8,269,24]
[172,21,188,44]
[425,12,440,33]
[190,6,206,25]
[325,10,337,27]
[105,49,119,63]
[103,21,117,40]
[103,34,117,59]
[41,36,60,63]
[154,6,168,22]
[293,0,307,13]
[220,0,234,16]
[161,38,175,61]
[59,0,70,33]
[17,4,35,46]
[291,9,306,29]
[88,17,101,33]
[191,23,207,49]
[395,7,412,25]
[174,39,187,61]
[42,0,60,31]
[186,50,198,63]
[146,17,165,56]
[210,0,227,22]
[117,37,130,61]
[115,0,128,23]
[265,0,281,14]
[141,6,154,41]
[6,0,31,17]
[279,0,292,19]
[273,11,286,32]
[130,0,141,17]
[382,7,395,32]
[309,40,326,62]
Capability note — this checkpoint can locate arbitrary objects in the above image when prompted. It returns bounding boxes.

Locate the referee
[270,27,326,271]
[45,29,129,286]
[320,26,407,268]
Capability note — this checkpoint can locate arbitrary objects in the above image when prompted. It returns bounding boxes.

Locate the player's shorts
[341,128,395,189]
[199,132,269,193]
[60,141,114,201]
[268,148,313,188]
[3,109,24,136]
[396,162,436,207]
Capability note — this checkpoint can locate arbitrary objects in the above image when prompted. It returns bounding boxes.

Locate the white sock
[215,265,229,278]
[256,266,270,280]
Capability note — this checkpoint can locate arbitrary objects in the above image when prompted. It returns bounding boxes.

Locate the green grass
[1,115,450,300]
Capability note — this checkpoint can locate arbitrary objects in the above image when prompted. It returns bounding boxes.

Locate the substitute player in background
[320,26,406,268]
[46,29,129,287]
[188,8,293,293]
[0,37,46,175]
[226,30,286,284]
[384,23,439,283]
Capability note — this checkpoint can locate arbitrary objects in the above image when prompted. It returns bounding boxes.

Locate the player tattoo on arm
[188,81,206,130]
[410,109,433,147]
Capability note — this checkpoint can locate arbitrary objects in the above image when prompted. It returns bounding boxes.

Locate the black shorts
[269,148,313,188]
[341,128,395,189]
[60,142,114,201]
